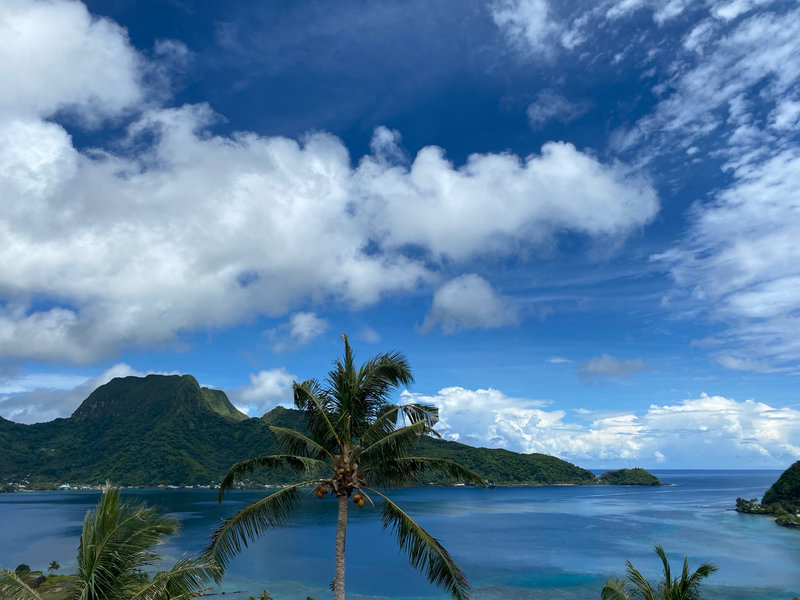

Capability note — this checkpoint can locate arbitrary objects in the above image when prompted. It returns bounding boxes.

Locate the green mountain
[598,468,661,486]
[0,374,610,488]
[735,461,800,528]
[762,460,800,510]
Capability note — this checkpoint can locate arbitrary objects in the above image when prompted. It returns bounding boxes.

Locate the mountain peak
[71,374,247,423]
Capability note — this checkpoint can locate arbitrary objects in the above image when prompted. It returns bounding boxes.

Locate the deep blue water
[1,471,798,599]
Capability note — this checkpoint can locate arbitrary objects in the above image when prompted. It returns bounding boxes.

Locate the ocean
[1,470,798,599]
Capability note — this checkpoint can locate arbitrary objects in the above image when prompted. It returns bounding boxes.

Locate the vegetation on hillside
[599,468,661,486]
[735,461,800,528]
[1,375,613,489]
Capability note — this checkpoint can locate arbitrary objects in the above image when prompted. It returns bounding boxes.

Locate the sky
[1,0,799,469]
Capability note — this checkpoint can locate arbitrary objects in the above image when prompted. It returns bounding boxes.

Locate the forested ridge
[1,374,646,489]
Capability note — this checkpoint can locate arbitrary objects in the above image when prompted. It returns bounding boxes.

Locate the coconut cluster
[315,459,367,508]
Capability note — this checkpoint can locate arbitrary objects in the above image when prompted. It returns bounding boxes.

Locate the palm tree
[205,334,485,600]
[0,484,219,600]
[47,561,60,575]
[601,545,718,600]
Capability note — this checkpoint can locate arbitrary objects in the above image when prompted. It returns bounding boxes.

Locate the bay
[1,470,798,599]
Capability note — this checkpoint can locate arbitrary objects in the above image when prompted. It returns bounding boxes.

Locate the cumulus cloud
[0,363,147,423]
[578,354,648,383]
[229,368,297,416]
[0,0,660,364]
[0,0,142,122]
[357,138,659,262]
[405,387,800,467]
[266,312,329,353]
[420,274,519,333]
[526,89,588,129]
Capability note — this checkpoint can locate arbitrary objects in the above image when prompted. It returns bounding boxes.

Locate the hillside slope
[2,375,607,487]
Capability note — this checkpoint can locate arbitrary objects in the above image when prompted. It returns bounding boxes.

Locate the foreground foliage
[601,545,717,600]
[0,485,218,600]
[204,335,485,600]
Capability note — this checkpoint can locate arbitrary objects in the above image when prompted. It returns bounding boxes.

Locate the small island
[598,468,662,486]
[736,460,800,528]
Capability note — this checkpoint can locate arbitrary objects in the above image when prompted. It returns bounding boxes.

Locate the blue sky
[1,0,799,468]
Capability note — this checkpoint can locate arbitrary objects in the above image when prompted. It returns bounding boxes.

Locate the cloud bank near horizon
[3,366,797,468]
[403,387,800,468]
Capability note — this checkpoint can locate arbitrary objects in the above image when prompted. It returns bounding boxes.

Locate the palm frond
[327,335,415,438]
[364,457,486,488]
[355,405,400,451]
[369,489,469,600]
[217,454,329,502]
[399,403,438,428]
[292,379,341,449]
[130,556,220,600]
[269,426,336,462]
[600,577,632,600]
[205,481,315,571]
[624,560,658,600]
[682,561,718,599]
[0,570,42,600]
[357,420,426,464]
[655,545,671,594]
[75,485,179,600]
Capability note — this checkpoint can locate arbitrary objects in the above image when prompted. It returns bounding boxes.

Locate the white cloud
[769,99,800,130]
[657,148,800,370]
[578,354,648,382]
[358,139,659,262]
[559,2,800,372]
[547,355,571,364]
[0,0,660,364]
[490,0,559,55]
[266,312,329,353]
[0,0,142,122]
[711,0,772,21]
[526,89,588,129]
[0,363,146,423]
[230,368,297,416]
[405,387,800,467]
[356,325,381,344]
[420,274,519,333]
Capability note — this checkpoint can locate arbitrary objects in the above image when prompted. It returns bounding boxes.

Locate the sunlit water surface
[1,471,798,599]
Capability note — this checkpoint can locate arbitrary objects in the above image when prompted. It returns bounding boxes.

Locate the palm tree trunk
[334,494,348,600]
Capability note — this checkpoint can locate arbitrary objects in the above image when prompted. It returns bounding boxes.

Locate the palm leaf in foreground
[370,489,469,600]
[217,454,328,501]
[602,545,717,600]
[205,481,316,570]
[2,486,218,600]
[0,569,41,600]
[601,576,633,600]
[132,557,220,600]
[363,457,486,488]
[76,485,180,600]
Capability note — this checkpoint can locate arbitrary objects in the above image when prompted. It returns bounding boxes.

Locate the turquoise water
[1,471,798,599]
